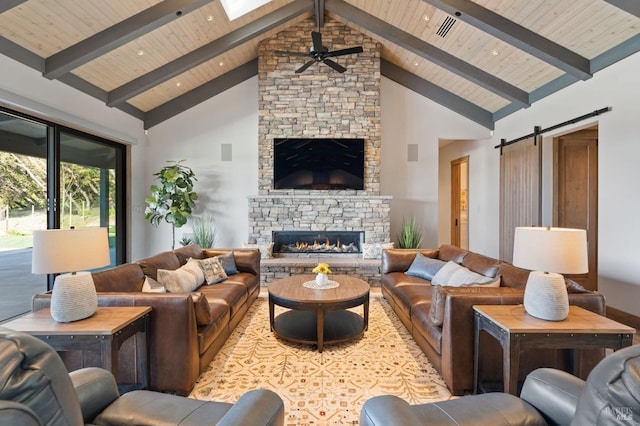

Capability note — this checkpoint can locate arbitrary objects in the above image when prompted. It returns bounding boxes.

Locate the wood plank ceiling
[1,0,639,130]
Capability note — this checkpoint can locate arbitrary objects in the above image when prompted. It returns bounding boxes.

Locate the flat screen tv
[273,138,365,190]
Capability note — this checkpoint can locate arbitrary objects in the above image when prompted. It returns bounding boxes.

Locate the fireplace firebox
[272,231,364,254]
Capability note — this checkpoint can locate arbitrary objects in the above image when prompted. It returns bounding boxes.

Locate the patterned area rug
[190,290,452,425]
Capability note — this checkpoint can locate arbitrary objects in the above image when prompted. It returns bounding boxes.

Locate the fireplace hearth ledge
[260,257,381,287]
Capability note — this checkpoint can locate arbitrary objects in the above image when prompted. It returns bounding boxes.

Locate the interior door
[451,156,468,248]
[499,136,541,262]
[554,127,598,291]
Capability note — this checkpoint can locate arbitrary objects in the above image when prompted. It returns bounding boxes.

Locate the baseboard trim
[606,306,640,331]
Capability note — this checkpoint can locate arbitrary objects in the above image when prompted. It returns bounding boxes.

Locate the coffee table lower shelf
[273,310,365,349]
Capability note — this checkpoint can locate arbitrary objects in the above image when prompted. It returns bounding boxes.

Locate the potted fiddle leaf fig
[145,160,198,250]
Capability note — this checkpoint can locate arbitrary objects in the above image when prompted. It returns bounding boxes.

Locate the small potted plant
[397,215,423,249]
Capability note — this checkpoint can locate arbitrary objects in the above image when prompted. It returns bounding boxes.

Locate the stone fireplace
[248,18,391,261]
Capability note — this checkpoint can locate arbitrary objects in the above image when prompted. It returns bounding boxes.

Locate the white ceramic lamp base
[523,271,569,321]
[50,271,98,322]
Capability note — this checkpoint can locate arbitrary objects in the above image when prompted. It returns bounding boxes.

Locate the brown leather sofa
[33,244,260,396]
[381,245,606,396]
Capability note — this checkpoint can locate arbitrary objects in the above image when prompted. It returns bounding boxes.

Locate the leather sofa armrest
[360,395,422,426]
[381,249,439,274]
[0,401,41,426]
[217,389,285,426]
[520,367,585,426]
[69,367,120,423]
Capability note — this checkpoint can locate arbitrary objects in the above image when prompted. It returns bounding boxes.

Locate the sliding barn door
[499,137,541,262]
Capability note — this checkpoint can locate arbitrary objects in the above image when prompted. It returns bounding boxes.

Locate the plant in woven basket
[145,160,198,250]
[397,215,423,249]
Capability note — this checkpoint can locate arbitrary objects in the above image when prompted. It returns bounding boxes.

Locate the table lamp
[512,226,588,321]
[32,227,110,322]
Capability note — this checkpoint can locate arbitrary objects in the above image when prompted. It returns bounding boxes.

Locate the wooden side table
[3,306,151,389]
[473,304,635,395]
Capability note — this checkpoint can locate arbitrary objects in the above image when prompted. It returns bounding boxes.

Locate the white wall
[144,77,259,256]
[453,53,640,315]
[380,78,490,248]
[0,54,148,261]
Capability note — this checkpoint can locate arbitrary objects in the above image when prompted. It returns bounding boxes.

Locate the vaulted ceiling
[1,0,639,130]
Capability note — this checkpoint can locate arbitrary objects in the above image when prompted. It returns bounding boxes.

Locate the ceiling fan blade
[325,46,363,57]
[323,59,347,73]
[295,60,316,73]
[275,50,311,57]
[311,31,323,53]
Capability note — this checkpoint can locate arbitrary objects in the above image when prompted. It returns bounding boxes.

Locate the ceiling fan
[275,31,363,74]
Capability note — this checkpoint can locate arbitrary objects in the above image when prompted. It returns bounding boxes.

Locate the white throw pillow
[157,262,201,293]
[142,276,166,293]
[184,258,205,285]
[361,242,394,259]
[447,268,501,287]
[431,261,464,285]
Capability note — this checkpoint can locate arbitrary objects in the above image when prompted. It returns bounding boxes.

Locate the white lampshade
[513,227,588,274]
[513,227,588,321]
[32,227,110,322]
[32,227,110,274]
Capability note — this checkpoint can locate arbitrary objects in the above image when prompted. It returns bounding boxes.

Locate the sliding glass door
[0,109,126,322]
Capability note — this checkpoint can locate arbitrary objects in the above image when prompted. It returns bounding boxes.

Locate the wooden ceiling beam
[381,60,494,130]
[421,0,592,80]
[144,58,258,129]
[107,0,313,107]
[44,0,213,80]
[325,0,530,107]
[0,0,27,14]
[603,0,640,18]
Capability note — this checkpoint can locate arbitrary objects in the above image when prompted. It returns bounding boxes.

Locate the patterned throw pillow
[198,257,228,284]
[242,242,274,259]
[361,242,394,259]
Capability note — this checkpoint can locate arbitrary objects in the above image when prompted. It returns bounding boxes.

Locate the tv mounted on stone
[273,138,365,190]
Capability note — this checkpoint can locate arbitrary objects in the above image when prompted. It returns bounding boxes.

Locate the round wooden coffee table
[268,274,370,352]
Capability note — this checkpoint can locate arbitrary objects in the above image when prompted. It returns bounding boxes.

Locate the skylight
[220,0,271,21]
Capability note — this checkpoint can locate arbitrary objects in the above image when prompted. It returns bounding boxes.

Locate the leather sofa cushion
[460,252,500,278]
[495,263,531,289]
[191,293,213,326]
[92,263,145,292]
[198,303,230,355]
[199,283,248,319]
[174,244,204,264]
[411,304,442,355]
[436,245,468,263]
[137,251,181,280]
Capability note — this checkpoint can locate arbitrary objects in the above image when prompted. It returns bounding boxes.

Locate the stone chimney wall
[249,18,390,246]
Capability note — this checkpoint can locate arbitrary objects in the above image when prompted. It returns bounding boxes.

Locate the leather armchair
[360,344,640,426]
[0,326,284,426]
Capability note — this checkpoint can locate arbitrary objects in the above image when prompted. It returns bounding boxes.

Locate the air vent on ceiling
[436,16,456,37]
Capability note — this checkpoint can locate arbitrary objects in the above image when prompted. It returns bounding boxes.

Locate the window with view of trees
[0,108,126,322]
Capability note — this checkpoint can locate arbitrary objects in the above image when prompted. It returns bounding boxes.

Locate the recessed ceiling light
[492,49,499,55]
[136,49,145,56]
[207,15,214,21]
[414,61,419,66]
[424,15,430,21]
[219,61,225,67]
[176,82,182,87]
